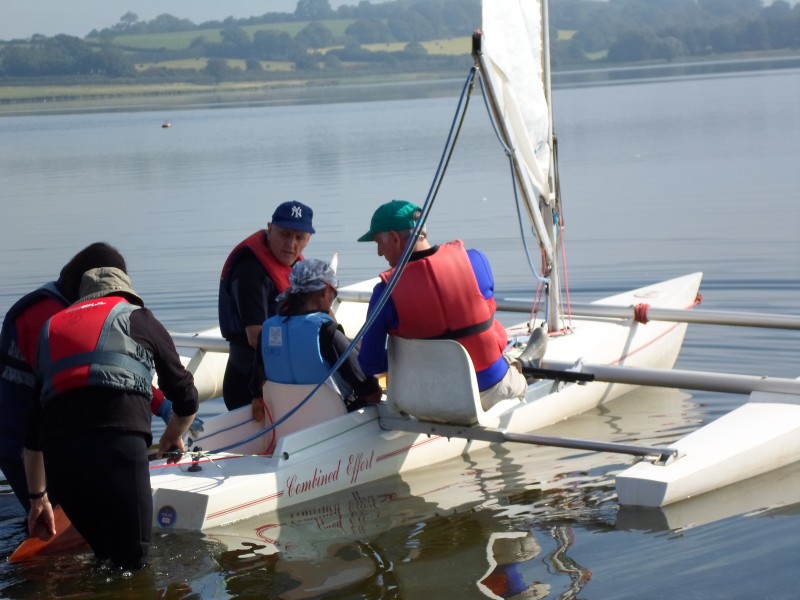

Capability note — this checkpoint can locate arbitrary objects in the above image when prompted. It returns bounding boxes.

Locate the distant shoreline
[0,75,463,117]
[553,53,800,89]
[2,53,798,117]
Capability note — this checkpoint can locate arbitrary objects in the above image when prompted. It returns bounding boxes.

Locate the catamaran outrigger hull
[616,387,800,507]
[150,272,702,532]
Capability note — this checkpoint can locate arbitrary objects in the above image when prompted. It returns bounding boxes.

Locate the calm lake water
[1,65,799,598]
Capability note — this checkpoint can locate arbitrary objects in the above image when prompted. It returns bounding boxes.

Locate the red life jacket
[220,230,295,292]
[218,230,300,339]
[1,281,68,384]
[38,296,154,405]
[0,282,69,455]
[380,241,507,372]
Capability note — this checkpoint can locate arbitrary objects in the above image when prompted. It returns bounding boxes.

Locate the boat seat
[387,337,519,427]
[262,381,347,446]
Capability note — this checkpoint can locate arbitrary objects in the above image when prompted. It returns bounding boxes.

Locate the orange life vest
[380,241,507,372]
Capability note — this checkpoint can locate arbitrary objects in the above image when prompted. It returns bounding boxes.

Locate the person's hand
[28,495,56,539]
[157,433,186,464]
[361,390,383,406]
[252,397,265,422]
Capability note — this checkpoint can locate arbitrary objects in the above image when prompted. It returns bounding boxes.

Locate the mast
[540,0,563,332]
[475,0,563,332]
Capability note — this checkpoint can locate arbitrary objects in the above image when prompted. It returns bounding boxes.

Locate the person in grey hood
[252,258,382,419]
[24,258,198,570]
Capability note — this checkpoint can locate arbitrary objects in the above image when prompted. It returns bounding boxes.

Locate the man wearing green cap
[357,200,527,410]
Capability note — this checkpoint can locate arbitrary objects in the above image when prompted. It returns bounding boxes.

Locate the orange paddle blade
[8,505,87,563]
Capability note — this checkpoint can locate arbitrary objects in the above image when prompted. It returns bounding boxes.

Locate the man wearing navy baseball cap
[218,201,315,412]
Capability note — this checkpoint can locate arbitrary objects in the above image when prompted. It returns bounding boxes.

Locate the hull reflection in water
[214,536,396,599]
[203,438,620,597]
[199,386,700,597]
[617,459,800,533]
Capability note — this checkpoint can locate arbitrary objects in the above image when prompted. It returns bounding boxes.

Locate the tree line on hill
[1,0,798,81]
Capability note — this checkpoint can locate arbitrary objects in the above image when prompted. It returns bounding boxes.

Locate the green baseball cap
[357,200,421,242]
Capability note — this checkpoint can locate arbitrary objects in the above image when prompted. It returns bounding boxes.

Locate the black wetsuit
[26,307,198,569]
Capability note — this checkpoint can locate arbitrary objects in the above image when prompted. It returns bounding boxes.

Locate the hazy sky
[0,1,371,41]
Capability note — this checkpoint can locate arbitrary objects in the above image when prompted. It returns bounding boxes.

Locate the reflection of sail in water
[478,526,591,599]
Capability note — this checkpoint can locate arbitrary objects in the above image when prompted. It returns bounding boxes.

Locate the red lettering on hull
[286,460,341,496]
[282,449,377,499]
[347,450,375,484]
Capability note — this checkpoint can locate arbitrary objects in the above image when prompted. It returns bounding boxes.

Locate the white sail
[479,0,561,329]
[481,0,552,204]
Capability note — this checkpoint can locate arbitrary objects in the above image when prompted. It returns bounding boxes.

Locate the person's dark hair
[278,291,310,317]
[58,242,127,302]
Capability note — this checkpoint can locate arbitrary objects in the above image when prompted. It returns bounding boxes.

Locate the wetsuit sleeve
[467,248,496,301]
[24,326,49,450]
[231,257,278,328]
[130,309,199,418]
[320,321,382,401]
[24,381,44,451]
[357,281,398,376]
[249,330,265,399]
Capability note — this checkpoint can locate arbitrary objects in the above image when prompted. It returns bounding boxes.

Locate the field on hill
[113,20,357,51]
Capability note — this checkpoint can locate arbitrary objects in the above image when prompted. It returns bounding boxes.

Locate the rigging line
[550,133,573,327]
[474,71,549,287]
[147,449,249,464]
[209,68,481,454]
[557,220,574,329]
[415,66,477,228]
[532,278,546,328]
[187,417,251,445]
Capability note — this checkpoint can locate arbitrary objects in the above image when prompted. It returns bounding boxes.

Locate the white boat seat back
[186,404,271,455]
[263,381,347,443]
[388,337,509,427]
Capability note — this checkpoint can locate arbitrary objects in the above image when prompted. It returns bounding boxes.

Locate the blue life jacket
[261,312,352,399]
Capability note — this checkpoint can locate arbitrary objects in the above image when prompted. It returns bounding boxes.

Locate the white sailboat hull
[146,0,799,537]
[617,460,800,532]
[151,272,702,531]
[616,388,800,507]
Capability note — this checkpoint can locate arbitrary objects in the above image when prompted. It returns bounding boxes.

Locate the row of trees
[1,0,799,80]
[1,35,134,77]
[89,0,479,42]
[0,30,453,81]
[576,0,800,62]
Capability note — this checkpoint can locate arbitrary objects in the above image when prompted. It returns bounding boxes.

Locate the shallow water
[1,67,799,598]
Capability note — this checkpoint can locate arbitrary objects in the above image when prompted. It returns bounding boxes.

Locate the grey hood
[77,267,144,307]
